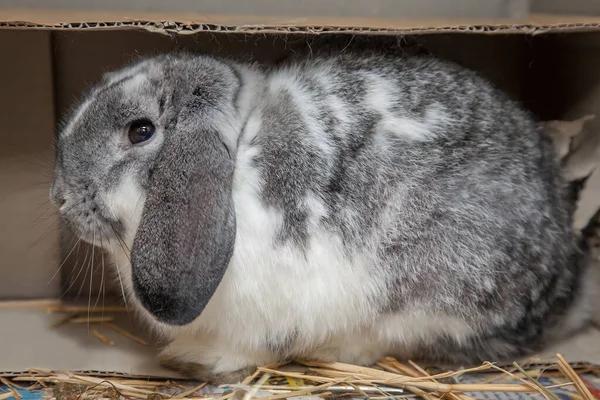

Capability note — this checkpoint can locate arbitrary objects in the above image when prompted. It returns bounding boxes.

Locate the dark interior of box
[1,28,600,302]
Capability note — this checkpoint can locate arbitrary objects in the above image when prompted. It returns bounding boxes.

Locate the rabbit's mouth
[51,177,126,247]
[59,200,125,249]
[65,216,123,249]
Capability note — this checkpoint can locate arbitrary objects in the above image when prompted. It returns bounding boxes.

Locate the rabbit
[50,51,600,383]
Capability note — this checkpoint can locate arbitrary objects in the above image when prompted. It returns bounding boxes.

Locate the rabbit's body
[53,52,598,381]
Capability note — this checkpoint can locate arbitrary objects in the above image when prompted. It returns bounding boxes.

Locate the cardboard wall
[532,0,600,16]
[526,32,600,227]
[0,0,531,19]
[0,30,59,299]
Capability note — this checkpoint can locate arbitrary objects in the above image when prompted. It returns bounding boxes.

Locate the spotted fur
[51,51,599,382]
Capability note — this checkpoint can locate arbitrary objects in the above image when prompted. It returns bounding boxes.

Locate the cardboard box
[0,0,533,19]
[1,9,600,378]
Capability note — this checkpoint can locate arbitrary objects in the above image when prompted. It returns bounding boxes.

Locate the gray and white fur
[51,51,600,382]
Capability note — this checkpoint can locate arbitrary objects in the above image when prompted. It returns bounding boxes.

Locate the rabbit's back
[229,53,581,363]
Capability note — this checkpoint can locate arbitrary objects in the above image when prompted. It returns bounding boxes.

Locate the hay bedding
[2,350,600,400]
[3,116,600,400]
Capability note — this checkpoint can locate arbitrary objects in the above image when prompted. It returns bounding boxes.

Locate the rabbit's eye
[128,119,155,145]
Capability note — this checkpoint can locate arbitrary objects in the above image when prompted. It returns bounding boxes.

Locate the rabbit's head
[51,54,247,326]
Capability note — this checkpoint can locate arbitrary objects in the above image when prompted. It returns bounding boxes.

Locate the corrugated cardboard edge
[2,20,600,36]
[0,370,176,380]
[2,361,599,379]
[2,10,600,35]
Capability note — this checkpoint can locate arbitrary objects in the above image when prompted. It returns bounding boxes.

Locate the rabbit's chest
[206,172,389,336]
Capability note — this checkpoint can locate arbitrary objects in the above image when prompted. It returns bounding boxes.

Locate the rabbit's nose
[49,184,67,207]
[50,194,66,207]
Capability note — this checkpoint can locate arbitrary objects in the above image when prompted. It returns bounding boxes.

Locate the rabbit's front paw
[159,352,254,384]
[158,335,274,384]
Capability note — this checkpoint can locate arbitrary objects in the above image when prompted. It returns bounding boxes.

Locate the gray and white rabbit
[51,51,600,382]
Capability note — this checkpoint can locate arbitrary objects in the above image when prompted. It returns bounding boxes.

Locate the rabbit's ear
[130,112,236,326]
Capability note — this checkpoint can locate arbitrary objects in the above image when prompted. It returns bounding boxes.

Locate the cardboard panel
[0,30,60,299]
[532,0,600,16]
[525,32,600,229]
[0,305,173,377]
[526,32,600,120]
[0,0,531,19]
[3,9,600,35]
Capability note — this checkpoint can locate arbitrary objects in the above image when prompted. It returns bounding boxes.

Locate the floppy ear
[131,111,236,326]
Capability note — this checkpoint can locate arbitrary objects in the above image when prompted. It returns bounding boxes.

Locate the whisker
[31,218,61,246]
[114,233,132,264]
[34,187,83,228]
[107,237,129,311]
[32,213,58,228]
[10,157,53,174]
[88,232,96,332]
[110,222,132,255]
[32,208,57,225]
[31,200,81,245]
[157,325,171,347]
[33,199,53,218]
[116,233,132,255]
[100,239,106,323]
[75,243,93,301]
[134,192,144,213]
[107,236,134,326]
[61,242,90,299]
[93,242,105,311]
[48,236,81,284]
[53,187,80,199]
[29,180,54,187]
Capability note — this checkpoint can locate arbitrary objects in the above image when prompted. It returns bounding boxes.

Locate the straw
[0,391,17,400]
[4,353,598,400]
[172,382,207,399]
[407,360,474,400]
[50,313,79,328]
[557,354,595,400]
[46,304,129,313]
[70,316,115,324]
[91,328,115,346]
[102,322,149,346]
